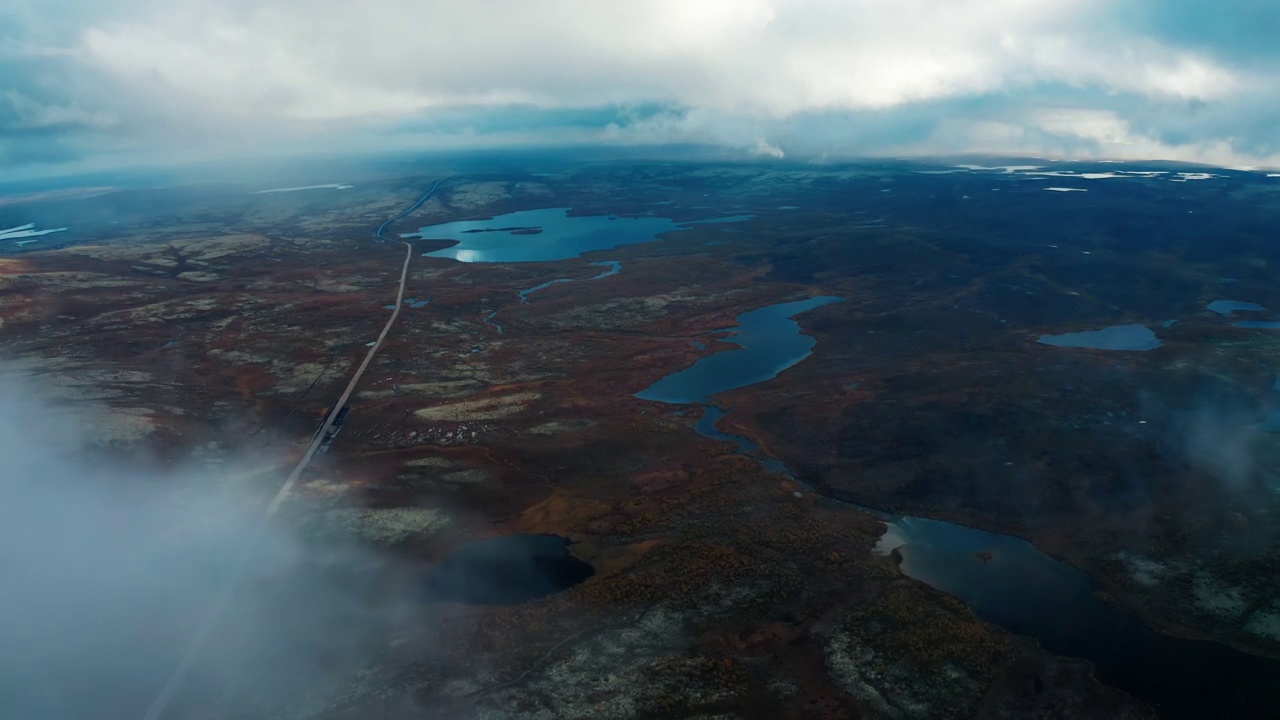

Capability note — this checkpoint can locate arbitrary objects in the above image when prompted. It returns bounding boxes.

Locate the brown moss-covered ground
[0,165,1168,718]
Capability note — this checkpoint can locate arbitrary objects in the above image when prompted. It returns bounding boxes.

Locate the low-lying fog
[0,373,431,720]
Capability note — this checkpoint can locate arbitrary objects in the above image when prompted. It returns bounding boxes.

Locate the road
[141,179,446,720]
[376,178,444,241]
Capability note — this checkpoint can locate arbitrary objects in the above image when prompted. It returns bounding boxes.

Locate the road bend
[141,179,445,720]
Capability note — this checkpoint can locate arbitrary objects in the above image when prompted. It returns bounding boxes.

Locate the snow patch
[954,164,1042,172]
[253,183,354,194]
[1,222,70,243]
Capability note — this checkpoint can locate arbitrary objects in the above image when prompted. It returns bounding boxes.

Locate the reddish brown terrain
[10,157,1279,718]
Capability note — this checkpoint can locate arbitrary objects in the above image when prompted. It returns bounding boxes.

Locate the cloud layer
[3,0,1279,173]
[0,373,427,719]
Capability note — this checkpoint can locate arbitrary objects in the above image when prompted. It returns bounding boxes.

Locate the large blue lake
[409,208,747,263]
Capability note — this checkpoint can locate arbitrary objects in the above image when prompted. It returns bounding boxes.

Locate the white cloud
[907,108,1280,169]
[73,1,1242,121]
[3,91,118,130]
[5,0,1280,169]
[0,371,435,718]
[750,139,785,159]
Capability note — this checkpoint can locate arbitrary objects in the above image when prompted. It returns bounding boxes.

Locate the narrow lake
[1235,320,1280,329]
[1037,324,1161,351]
[635,296,844,404]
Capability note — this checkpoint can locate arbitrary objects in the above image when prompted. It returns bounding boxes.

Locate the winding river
[519,261,622,304]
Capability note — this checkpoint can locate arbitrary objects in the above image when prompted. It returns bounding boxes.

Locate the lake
[878,516,1280,719]
[1209,300,1266,315]
[1235,320,1280,329]
[691,411,1280,716]
[1038,324,1162,351]
[636,296,844,404]
[422,534,594,606]
[633,295,840,477]
[409,208,747,263]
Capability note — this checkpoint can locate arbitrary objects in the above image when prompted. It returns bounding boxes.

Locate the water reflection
[410,208,749,263]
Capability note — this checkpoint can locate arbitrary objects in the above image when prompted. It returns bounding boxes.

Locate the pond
[1037,324,1162,351]
[1208,300,1266,315]
[422,534,594,606]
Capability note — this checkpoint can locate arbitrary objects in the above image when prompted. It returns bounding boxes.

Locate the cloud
[71,0,1244,117]
[3,0,1280,173]
[0,371,430,719]
[2,91,118,131]
[0,134,84,166]
[750,139,785,159]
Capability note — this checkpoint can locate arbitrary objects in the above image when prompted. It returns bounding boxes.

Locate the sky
[3,0,1279,176]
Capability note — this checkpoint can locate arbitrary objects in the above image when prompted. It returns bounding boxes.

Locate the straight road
[141,179,446,720]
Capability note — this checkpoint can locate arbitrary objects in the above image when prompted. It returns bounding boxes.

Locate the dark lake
[423,534,594,605]
[879,516,1280,719]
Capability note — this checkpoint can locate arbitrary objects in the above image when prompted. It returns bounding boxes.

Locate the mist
[0,372,431,720]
